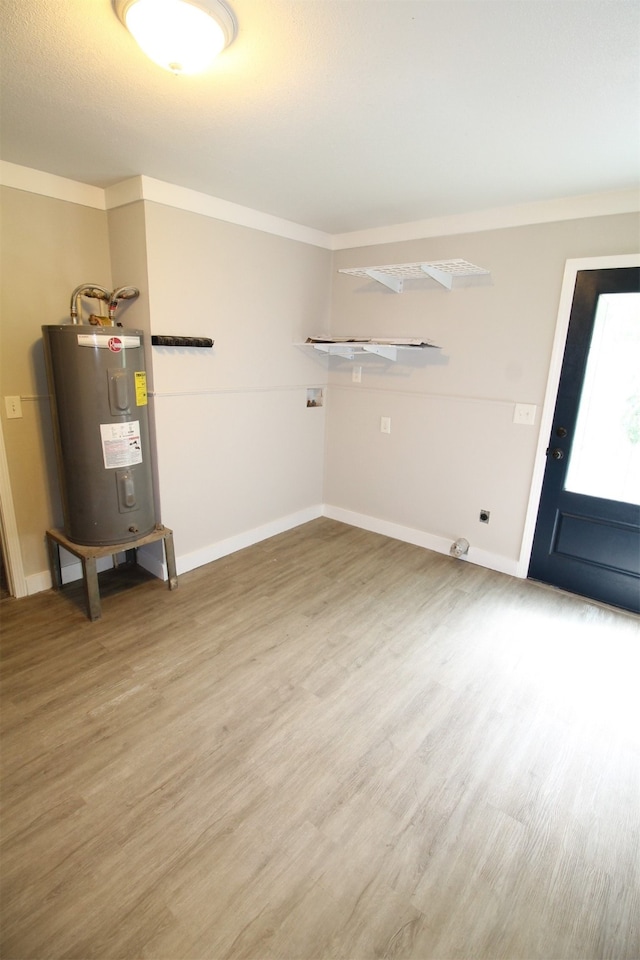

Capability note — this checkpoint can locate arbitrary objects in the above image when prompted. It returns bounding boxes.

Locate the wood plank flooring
[1,518,639,960]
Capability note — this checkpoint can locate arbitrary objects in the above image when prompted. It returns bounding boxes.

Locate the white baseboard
[136,546,166,581]
[322,505,520,578]
[25,508,324,595]
[62,555,117,585]
[27,551,137,594]
[26,569,54,595]
[25,502,518,596]
[171,505,324,577]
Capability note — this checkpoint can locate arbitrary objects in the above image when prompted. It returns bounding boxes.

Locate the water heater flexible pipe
[70,284,111,324]
[69,284,139,324]
[108,286,140,324]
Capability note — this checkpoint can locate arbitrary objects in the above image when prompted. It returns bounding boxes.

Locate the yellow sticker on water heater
[135,371,147,406]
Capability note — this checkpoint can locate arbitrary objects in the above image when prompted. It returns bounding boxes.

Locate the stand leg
[47,535,62,590]
[82,557,101,621]
[164,532,178,590]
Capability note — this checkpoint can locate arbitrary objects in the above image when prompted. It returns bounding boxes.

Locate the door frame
[517,252,640,579]
[0,417,28,598]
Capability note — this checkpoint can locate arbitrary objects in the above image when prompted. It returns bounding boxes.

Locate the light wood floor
[1,518,639,960]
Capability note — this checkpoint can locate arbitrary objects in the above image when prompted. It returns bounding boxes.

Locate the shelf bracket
[312,343,356,359]
[420,263,456,290]
[362,343,398,361]
[364,269,404,294]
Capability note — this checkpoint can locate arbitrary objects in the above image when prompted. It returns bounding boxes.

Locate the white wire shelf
[338,259,490,292]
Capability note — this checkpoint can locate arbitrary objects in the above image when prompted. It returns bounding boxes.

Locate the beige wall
[325,214,640,570]
[141,201,332,566]
[1,178,637,594]
[0,187,112,584]
[0,188,332,589]
[107,201,152,358]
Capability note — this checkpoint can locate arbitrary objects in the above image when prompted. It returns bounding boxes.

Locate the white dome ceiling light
[114,0,237,75]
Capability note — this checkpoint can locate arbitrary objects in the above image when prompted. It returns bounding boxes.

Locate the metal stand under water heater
[43,284,156,546]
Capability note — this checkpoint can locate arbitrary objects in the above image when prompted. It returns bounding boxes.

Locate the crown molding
[0,161,106,209]
[104,176,145,208]
[2,162,637,249]
[331,188,640,250]
[113,175,334,249]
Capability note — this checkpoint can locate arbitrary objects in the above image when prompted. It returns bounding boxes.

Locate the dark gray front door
[528,267,640,613]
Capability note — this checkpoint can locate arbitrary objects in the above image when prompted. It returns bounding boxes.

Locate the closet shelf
[338,259,490,293]
[304,337,440,362]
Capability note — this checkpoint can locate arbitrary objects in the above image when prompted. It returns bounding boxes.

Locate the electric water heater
[42,324,156,546]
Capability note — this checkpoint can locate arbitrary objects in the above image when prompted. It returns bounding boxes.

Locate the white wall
[140,201,332,573]
[0,180,332,591]
[1,167,637,594]
[0,186,113,590]
[324,214,640,574]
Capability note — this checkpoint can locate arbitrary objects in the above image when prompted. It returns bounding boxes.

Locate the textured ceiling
[1,0,638,234]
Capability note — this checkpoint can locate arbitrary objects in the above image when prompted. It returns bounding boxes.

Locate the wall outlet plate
[4,396,22,419]
[513,403,537,425]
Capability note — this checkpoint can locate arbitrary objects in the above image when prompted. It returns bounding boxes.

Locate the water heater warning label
[100,421,143,469]
[135,372,147,405]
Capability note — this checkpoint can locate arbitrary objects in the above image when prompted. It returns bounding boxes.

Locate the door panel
[528,267,640,614]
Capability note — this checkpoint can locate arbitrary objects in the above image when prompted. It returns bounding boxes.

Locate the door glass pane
[565,291,640,504]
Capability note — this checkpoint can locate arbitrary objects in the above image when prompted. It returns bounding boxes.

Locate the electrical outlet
[380,417,391,434]
[4,396,22,419]
[513,403,537,425]
[352,366,362,383]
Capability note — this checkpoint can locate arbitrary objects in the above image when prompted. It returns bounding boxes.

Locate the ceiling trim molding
[0,161,106,209]
[104,176,145,208]
[133,176,334,249]
[104,174,333,248]
[331,189,640,250]
[2,162,637,250]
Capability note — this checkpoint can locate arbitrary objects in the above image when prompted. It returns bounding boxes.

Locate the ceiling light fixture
[114,0,237,75]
